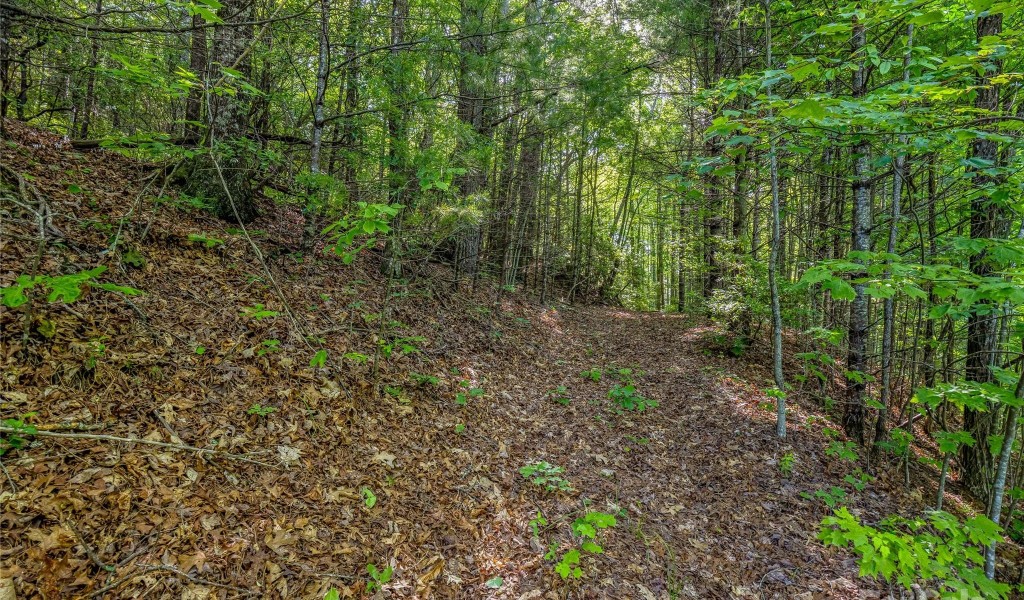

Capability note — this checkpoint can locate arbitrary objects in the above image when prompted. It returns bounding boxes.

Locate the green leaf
[484,576,504,588]
[910,10,945,25]
[823,278,856,301]
[782,99,826,120]
[310,349,328,368]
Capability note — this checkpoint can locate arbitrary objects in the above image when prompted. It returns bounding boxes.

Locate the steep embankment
[2,121,925,599]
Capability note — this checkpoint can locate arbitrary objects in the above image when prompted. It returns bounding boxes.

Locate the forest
[1,0,1023,596]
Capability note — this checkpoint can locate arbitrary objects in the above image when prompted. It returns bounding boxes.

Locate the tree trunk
[200,0,258,223]
[844,10,870,445]
[962,12,1005,501]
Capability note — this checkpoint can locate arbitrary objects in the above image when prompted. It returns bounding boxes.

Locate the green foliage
[410,372,440,386]
[455,382,484,406]
[608,385,657,412]
[365,563,393,593]
[843,469,874,492]
[935,431,975,455]
[187,233,224,248]
[801,486,847,508]
[820,508,1009,599]
[344,352,370,364]
[1,266,142,308]
[519,461,573,493]
[361,487,377,508]
[240,304,278,321]
[1,415,38,456]
[825,440,859,462]
[83,339,106,369]
[550,511,618,580]
[309,349,328,368]
[548,385,571,405]
[378,335,425,359]
[246,403,276,417]
[323,202,403,264]
[256,339,281,357]
[580,368,602,382]
[529,511,548,536]
[779,452,795,476]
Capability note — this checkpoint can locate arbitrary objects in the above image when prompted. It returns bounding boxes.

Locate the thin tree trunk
[844,9,871,445]
[873,24,913,455]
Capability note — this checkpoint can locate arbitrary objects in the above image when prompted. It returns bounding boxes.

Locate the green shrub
[819,507,1010,599]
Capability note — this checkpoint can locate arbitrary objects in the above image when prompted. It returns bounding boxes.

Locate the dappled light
[2,0,1023,596]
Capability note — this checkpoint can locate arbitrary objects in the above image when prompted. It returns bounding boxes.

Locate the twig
[35,422,108,432]
[150,409,183,444]
[0,457,16,493]
[135,564,258,596]
[0,426,275,467]
[66,519,115,573]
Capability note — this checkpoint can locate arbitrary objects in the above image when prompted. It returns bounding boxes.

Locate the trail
[467,307,906,599]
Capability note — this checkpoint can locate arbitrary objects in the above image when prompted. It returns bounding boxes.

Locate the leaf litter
[0,120,1015,598]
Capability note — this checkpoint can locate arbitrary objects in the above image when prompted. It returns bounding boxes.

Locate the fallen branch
[0,426,275,467]
[35,422,109,432]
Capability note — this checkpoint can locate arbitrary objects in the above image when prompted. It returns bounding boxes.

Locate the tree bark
[844,9,870,445]
[962,12,1005,501]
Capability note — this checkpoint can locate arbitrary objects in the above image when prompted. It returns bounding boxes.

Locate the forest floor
[0,120,1009,599]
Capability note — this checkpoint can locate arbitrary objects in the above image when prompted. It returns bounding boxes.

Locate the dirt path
[446,306,902,599]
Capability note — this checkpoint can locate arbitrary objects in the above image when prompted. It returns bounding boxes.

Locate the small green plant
[1,415,37,456]
[361,487,377,508]
[1,266,141,308]
[580,368,602,382]
[608,384,657,412]
[344,352,370,364]
[519,461,573,493]
[256,339,281,357]
[548,385,571,405]
[84,339,107,369]
[365,562,393,593]
[378,335,425,358]
[801,486,847,508]
[819,507,1009,599]
[550,511,617,580]
[323,588,340,600]
[826,440,859,462]
[194,345,206,355]
[455,382,484,406]
[454,423,466,434]
[529,511,548,536]
[187,233,224,248]
[324,201,403,264]
[309,349,328,368]
[779,452,795,476]
[246,403,276,417]
[240,303,279,320]
[843,469,874,492]
[410,372,440,385]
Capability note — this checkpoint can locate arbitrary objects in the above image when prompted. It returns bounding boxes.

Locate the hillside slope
[0,122,946,598]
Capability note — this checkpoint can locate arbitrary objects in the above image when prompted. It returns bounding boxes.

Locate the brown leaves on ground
[0,120,971,599]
